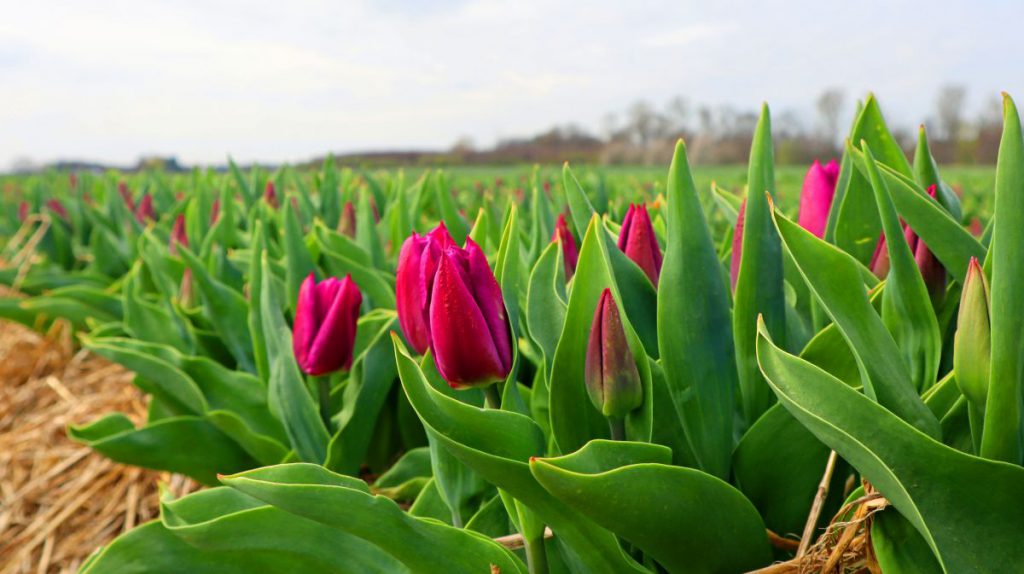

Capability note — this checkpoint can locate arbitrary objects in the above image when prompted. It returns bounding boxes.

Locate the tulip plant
[2,93,1024,574]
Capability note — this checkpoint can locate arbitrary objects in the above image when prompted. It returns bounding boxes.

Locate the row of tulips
[2,93,1023,574]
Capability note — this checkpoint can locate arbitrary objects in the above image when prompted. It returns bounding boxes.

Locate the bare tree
[936,85,968,141]
[626,100,669,147]
[816,88,845,144]
[665,96,691,136]
[450,136,475,154]
[600,113,620,141]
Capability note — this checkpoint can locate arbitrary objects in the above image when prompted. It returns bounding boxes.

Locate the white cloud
[643,23,738,47]
[1,0,1022,167]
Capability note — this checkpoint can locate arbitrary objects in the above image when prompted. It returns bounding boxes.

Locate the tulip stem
[608,416,626,441]
[524,533,549,574]
[483,384,502,409]
[317,376,334,432]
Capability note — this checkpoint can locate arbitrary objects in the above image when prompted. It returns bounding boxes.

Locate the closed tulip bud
[868,185,946,301]
[264,181,279,208]
[910,186,946,301]
[954,258,990,408]
[730,200,747,290]
[135,194,155,223]
[370,196,380,222]
[395,223,455,354]
[552,213,579,278]
[210,199,221,224]
[339,201,357,237]
[428,239,513,388]
[118,181,135,211]
[293,273,362,376]
[69,173,78,189]
[170,214,188,255]
[869,233,891,278]
[18,201,29,222]
[618,204,662,285]
[46,199,69,222]
[968,217,983,237]
[585,289,643,419]
[797,159,839,238]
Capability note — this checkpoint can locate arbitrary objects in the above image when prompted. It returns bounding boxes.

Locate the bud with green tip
[585,289,643,421]
[954,257,991,408]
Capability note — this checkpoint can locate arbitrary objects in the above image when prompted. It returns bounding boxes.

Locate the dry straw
[0,292,197,573]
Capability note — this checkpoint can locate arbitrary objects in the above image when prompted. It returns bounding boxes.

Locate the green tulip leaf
[531,440,772,574]
[325,313,399,474]
[833,95,914,264]
[259,254,329,463]
[756,320,1024,573]
[657,140,737,479]
[549,214,654,452]
[178,246,256,373]
[221,463,526,574]
[68,413,256,485]
[394,335,646,574]
[982,94,1024,464]
[733,404,846,537]
[733,104,786,425]
[860,141,942,392]
[846,144,985,285]
[773,208,940,438]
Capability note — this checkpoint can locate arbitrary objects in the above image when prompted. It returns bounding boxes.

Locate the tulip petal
[429,249,506,387]
[584,290,607,409]
[396,234,432,354]
[798,159,839,238]
[309,276,362,373]
[619,205,662,285]
[293,273,319,373]
[464,238,513,373]
[553,214,579,277]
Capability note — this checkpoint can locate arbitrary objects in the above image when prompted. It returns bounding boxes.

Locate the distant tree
[973,95,1003,163]
[816,88,845,145]
[10,156,38,174]
[665,96,691,136]
[626,101,668,147]
[450,136,476,154]
[936,84,968,141]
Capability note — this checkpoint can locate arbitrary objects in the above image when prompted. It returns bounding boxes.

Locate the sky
[2,0,1022,168]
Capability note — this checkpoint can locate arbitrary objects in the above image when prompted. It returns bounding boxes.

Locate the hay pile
[0,314,196,573]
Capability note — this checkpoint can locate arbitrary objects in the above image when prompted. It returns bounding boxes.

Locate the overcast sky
[2,0,1021,167]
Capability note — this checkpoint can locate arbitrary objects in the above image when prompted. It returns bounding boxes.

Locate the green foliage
[0,92,1019,574]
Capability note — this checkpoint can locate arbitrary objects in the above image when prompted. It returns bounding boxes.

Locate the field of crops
[1,95,1022,574]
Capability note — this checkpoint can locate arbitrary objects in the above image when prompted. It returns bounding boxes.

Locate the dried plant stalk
[0,308,197,574]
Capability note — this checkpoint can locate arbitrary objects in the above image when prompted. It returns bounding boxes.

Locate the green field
[448,163,995,219]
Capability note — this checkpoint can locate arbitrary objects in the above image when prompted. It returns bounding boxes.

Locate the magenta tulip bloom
[618,204,662,285]
[868,185,946,300]
[552,213,579,278]
[264,181,279,208]
[730,200,747,290]
[395,223,455,354]
[585,289,643,419]
[293,273,362,376]
[135,194,155,223]
[797,159,839,238]
[429,238,513,388]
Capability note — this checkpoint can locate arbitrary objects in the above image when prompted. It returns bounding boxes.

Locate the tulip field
[2,94,1023,573]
